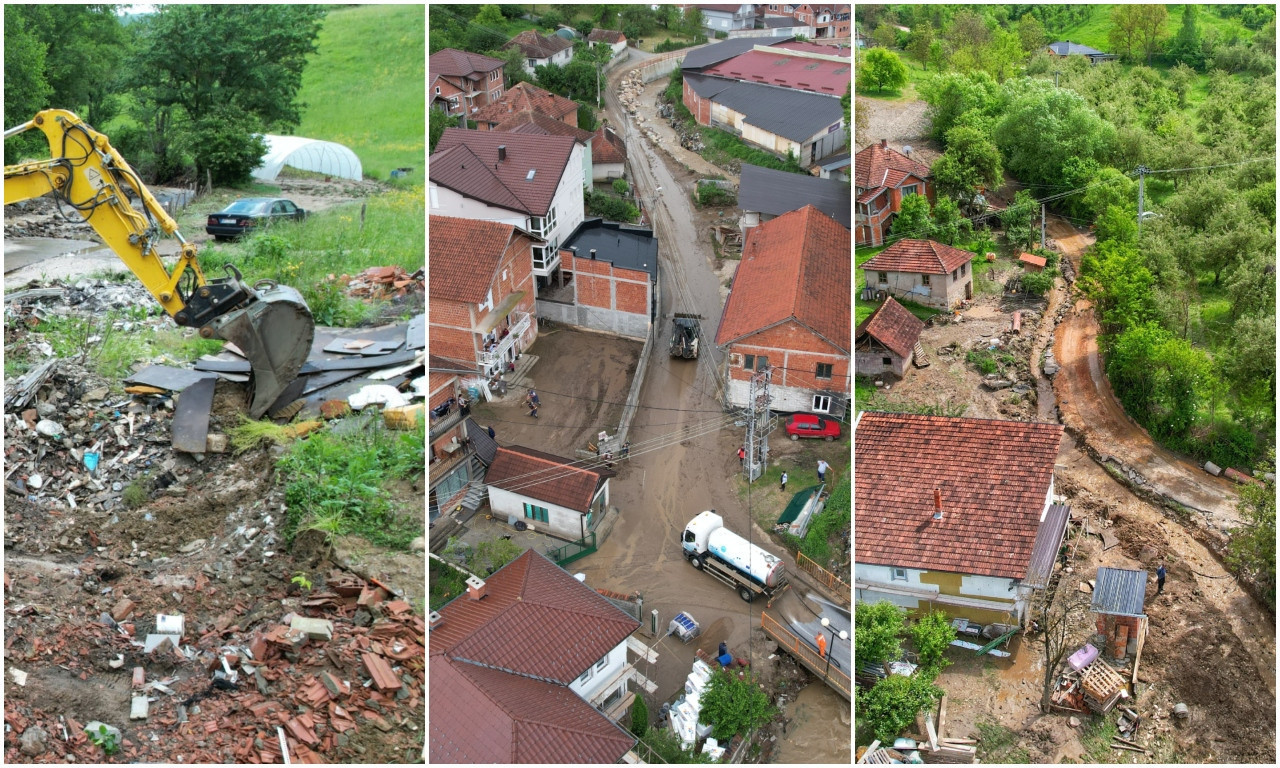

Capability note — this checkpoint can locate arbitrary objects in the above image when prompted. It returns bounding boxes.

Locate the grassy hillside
[1052,4,1251,54]
[298,5,425,183]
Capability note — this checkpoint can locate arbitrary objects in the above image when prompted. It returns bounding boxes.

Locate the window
[902,184,918,197]
[434,86,441,95]
[490,70,499,81]
[596,656,609,671]
[434,464,469,501]
[921,274,931,286]
[813,394,831,413]
[529,207,556,237]
[892,568,908,581]
[961,263,967,276]
[523,502,549,523]
[882,357,892,366]
[952,268,958,280]
[877,272,887,284]
[743,354,755,370]
[755,355,768,371]
[577,667,593,683]
[815,363,833,380]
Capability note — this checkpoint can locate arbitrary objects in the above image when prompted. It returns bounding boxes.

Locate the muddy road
[1048,217,1242,528]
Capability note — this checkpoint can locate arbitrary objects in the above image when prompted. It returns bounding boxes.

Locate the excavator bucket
[209,281,316,419]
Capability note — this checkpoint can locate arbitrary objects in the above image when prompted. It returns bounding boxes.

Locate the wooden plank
[937,695,948,741]
[941,738,976,745]
[925,714,938,751]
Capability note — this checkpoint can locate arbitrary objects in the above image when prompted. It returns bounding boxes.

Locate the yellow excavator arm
[4,109,315,417]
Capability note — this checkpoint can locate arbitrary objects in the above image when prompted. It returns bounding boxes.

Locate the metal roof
[1022,503,1071,589]
[562,219,659,280]
[682,36,794,70]
[691,76,843,141]
[739,163,851,228]
[1092,566,1148,617]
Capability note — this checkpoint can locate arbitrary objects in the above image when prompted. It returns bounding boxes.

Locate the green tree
[1227,451,1276,609]
[909,611,957,674]
[889,192,933,241]
[907,21,934,70]
[1017,13,1046,53]
[856,673,944,744]
[656,4,680,30]
[855,600,904,665]
[429,109,460,154]
[842,83,852,151]
[993,84,1115,192]
[1110,4,1142,59]
[1134,4,1170,65]
[1107,323,1214,437]
[1167,62,1195,107]
[629,695,649,738]
[872,22,898,49]
[127,5,326,184]
[858,48,908,94]
[1095,204,1138,245]
[930,124,1002,208]
[1169,3,1203,68]
[931,195,972,246]
[3,6,53,164]
[1080,239,1157,335]
[10,5,127,126]
[928,39,948,72]
[1000,190,1038,250]
[945,11,993,73]
[700,671,776,741]
[1082,168,1137,220]
[539,9,564,30]
[987,27,1026,83]
[681,7,705,36]
[918,70,999,144]
[474,4,505,28]
[637,727,713,764]
[491,46,531,88]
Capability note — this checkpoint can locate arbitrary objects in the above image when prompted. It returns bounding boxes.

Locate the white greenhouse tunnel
[252,135,363,182]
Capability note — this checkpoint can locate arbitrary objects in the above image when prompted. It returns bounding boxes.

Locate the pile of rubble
[336,266,423,301]
[4,571,423,763]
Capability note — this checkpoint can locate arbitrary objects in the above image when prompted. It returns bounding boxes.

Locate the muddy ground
[864,96,1275,764]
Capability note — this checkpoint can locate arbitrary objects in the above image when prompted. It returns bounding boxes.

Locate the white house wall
[544,142,587,256]
[593,161,625,182]
[429,185,526,227]
[569,641,629,706]
[487,486,588,541]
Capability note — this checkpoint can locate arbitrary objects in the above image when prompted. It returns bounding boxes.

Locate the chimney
[933,488,943,521]
[428,611,443,630]
[466,575,487,600]
[880,138,887,149]
[590,249,597,260]
[497,145,507,162]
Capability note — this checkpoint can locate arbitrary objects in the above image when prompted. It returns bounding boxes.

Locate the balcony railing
[476,310,532,373]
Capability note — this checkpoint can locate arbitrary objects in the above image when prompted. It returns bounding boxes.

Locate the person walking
[817,459,829,483]
[780,471,788,492]
[737,446,746,466]
[527,388,539,406]
[1156,561,1167,595]
[528,400,539,419]
[815,632,827,659]
[621,441,630,458]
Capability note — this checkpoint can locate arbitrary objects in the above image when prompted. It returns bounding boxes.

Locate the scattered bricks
[319,400,351,419]
[204,434,228,453]
[290,616,334,642]
[285,716,318,746]
[383,600,413,616]
[248,634,269,661]
[357,586,389,606]
[130,696,149,720]
[361,652,402,692]
[111,598,136,622]
[256,668,269,695]
[132,667,146,688]
[320,671,348,697]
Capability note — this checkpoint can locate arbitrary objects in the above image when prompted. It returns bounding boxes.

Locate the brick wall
[429,322,477,367]
[682,79,711,126]
[723,320,850,398]
[429,372,458,410]
[568,254,651,315]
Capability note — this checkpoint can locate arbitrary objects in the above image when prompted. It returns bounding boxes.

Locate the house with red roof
[485,445,613,542]
[715,205,851,417]
[430,128,585,291]
[473,81,580,130]
[429,549,643,763]
[854,139,934,246]
[429,48,506,117]
[854,412,1070,629]
[587,28,628,57]
[505,29,574,75]
[860,238,974,310]
[592,124,627,182]
[1019,252,1047,273]
[792,4,852,39]
[855,296,925,377]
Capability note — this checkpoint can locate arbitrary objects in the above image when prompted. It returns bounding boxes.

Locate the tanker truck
[681,510,786,602]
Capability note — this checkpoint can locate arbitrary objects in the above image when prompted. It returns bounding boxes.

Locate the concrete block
[205,434,228,453]
[290,616,334,642]
[111,599,136,622]
[130,696,148,720]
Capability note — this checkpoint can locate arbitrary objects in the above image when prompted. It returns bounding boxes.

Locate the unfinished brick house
[854,412,1070,630]
[854,139,933,246]
[428,214,539,384]
[716,205,851,416]
[538,219,657,339]
[429,48,505,117]
[854,296,925,377]
[860,238,974,310]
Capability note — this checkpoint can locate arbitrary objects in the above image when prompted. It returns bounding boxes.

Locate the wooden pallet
[913,341,931,368]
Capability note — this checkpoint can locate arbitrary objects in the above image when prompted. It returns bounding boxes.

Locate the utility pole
[743,366,772,482]
[1053,70,1061,88]
[1135,164,1150,236]
[1041,203,1046,249]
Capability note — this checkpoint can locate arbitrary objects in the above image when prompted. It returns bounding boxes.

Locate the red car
[785,414,841,441]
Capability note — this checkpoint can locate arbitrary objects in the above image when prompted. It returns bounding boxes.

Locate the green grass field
[1053,5,1251,55]
[298,5,425,183]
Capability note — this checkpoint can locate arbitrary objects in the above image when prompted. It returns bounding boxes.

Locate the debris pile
[337,266,424,301]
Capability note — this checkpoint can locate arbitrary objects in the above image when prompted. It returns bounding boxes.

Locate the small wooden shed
[1019,252,1047,273]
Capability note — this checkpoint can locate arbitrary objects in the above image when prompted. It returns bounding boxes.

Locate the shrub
[699,670,776,740]
[856,673,944,744]
[630,696,649,738]
[585,191,640,222]
[612,178,630,196]
[909,611,957,674]
[696,183,736,207]
[855,600,903,666]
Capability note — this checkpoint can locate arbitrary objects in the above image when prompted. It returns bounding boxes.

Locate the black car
[205,198,306,240]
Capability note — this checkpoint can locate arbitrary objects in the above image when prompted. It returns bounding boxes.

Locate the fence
[796,552,851,605]
[760,612,851,700]
[547,531,597,567]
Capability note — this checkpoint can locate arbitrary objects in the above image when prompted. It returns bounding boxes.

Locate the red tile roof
[431,128,577,217]
[861,239,973,276]
[703,48,852,95]
[855,412,1064,579]
[716,205,851,351]
[588,28,626,44]
[592,125,627,165]
[854,142,931,193]
[485,445,605,512]
[505,29,574,59]
[855,296,924,359]
[429,549,639,763]
[428,215,526,303]
[491,109,594,143]
[1019,252,1047,268]
[429,48,505,77]
[473,81,579,125]
[429,657,636,763]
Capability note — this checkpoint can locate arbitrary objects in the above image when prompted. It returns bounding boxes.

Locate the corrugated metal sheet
[1022,503,1071,589]
[1092,566,1148,617]
[708,79,843,141]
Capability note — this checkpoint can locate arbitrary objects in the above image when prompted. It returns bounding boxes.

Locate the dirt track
[1049,218,1242,529]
